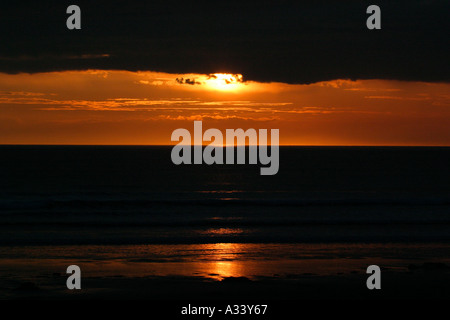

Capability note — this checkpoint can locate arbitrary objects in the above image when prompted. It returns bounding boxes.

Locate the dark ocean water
[0,145,449,245]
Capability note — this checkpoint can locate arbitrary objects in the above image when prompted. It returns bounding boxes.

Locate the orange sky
[0,70,449,145]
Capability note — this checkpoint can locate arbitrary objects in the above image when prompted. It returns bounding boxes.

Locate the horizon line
[0,144,449,148]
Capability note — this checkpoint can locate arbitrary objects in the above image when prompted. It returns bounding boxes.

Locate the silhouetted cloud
[175,78,202,85]
[0,1,448,83]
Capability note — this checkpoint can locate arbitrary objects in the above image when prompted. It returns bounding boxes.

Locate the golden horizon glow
[0,70,449,146]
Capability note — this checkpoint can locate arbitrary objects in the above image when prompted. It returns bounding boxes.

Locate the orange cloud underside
[0,70,449,145]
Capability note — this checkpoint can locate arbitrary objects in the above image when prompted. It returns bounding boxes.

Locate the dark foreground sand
[2,267,450,300]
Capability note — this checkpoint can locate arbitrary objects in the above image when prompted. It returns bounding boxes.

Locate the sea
[0,146,449,285]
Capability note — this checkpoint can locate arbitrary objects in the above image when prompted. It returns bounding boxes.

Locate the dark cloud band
[0,1,448,84]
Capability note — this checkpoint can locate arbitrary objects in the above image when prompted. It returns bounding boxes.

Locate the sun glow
[205,73,244,91]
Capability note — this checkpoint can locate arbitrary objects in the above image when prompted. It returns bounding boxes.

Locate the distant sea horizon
[1,144,450,147]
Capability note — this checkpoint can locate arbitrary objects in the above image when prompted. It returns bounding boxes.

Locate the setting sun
[205,73,244,91]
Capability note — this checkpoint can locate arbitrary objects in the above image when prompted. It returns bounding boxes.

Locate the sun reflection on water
[199,228,244,235]
[205,243,245,279]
